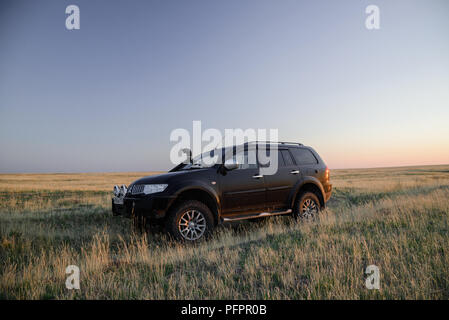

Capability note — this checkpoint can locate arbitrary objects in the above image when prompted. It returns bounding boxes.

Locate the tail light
[325,167,330,181]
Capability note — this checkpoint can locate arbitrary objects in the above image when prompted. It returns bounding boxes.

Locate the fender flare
[288,176,326,208]
[166,181,221,222]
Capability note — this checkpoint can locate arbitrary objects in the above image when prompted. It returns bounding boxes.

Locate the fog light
[119,184,127,197]
[113,185,120,197]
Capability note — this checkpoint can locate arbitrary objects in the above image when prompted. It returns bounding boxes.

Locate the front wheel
[294,192,321,220]
[166,200,214,242]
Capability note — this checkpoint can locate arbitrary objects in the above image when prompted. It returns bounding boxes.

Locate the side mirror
[224,162,239,171]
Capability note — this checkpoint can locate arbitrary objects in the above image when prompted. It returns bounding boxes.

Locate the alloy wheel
[300,198,318,219]
[178,209,207,241]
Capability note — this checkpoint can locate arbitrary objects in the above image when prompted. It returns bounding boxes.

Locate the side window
[277,150,286,167]
[280,149,295,166]
[230,149,257,170]
[290,148,318,165]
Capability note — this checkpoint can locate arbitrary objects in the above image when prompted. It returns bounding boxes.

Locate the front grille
[130,184,145,195]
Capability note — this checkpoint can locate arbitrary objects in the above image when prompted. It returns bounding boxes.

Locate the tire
[165,200,214,242]
[294,192,321,220]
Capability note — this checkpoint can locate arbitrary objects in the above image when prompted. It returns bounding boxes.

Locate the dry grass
[0,172,162,192]
[1,165,448,299]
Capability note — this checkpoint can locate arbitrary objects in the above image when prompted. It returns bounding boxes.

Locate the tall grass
[1,165,448,299]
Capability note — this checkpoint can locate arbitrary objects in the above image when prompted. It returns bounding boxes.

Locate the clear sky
[1,0,448,172]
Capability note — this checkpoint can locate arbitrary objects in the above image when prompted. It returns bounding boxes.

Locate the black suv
[112,142,332,241]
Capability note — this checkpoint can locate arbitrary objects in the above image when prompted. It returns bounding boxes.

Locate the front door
[219,148,266,216]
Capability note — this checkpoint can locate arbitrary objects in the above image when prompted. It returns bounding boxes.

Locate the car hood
[131,169,208,186]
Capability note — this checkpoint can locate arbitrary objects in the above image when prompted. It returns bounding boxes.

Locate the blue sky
[1,0,448,172]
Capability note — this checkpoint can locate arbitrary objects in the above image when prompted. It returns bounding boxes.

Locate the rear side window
[290,148,318,165]
[280,149,295,166]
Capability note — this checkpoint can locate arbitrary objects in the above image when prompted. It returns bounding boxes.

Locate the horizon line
[1,163,448,175]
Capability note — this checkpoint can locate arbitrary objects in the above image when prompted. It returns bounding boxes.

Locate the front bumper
[112,195,174,219]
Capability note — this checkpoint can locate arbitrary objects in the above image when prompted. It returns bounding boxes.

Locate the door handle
[290,170,300,175]
[252,174,263,179]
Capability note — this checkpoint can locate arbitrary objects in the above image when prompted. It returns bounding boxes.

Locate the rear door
[263,149,299,211]
[289,147,320,177]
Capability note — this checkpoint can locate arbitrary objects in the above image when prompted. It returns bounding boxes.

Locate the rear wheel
[166,200,214,242]
[294,192,321,220]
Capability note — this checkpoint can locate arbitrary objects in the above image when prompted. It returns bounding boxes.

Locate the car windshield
[177,146,253,170]
[180,149,221,170]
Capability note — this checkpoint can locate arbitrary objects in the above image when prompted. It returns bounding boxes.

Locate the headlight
[143,184,168,195]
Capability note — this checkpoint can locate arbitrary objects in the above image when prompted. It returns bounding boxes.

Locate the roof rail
[244,141,303,146]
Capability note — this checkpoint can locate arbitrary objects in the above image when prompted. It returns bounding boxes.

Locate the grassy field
[1,165,448,299]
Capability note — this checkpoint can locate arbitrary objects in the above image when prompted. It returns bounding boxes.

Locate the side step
[222,209,292,222]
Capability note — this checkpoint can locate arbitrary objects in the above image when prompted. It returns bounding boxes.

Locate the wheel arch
[166,186,220,225]
[290,178,326,209]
